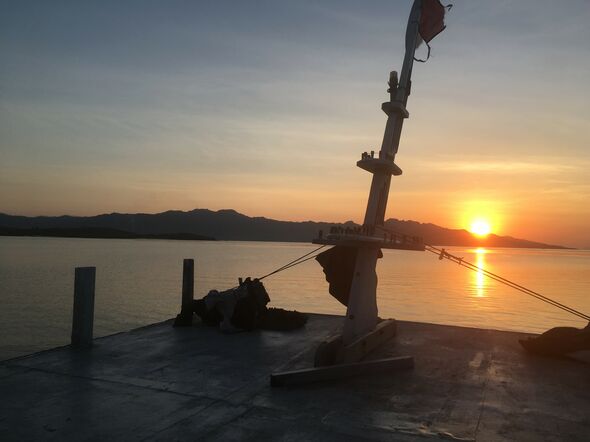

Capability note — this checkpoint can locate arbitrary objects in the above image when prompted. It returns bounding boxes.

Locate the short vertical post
[174,259,194,326]
[71,267,96,347]
[182,258,194,314]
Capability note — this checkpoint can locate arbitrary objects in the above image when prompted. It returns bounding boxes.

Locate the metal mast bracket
[356,157,403,176]
[381,101,409,118]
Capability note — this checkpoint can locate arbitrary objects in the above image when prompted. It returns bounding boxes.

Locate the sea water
[1,236,589,360]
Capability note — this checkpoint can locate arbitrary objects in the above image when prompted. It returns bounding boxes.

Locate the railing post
[174,259,194,326]
[71,267,96,347]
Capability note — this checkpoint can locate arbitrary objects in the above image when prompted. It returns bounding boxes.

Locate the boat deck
[1,314,589,441]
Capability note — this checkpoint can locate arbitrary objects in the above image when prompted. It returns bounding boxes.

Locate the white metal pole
[343,0,422,344]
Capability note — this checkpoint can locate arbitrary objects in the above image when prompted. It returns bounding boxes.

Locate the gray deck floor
[1,314,589,441]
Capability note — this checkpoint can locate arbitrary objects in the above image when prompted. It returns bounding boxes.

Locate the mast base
[314,319,399,366]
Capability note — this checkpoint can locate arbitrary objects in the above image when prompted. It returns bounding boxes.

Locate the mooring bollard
[71,266,96,347]
[182,258,194,314]
[174,259,194,326]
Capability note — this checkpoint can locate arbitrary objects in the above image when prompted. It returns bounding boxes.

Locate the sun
[470,220,491,237]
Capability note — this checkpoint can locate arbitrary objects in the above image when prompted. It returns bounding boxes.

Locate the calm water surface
[1,237,589,360]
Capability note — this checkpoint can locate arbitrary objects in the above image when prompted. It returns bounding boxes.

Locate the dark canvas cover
[316,247,383,306]
[316,246,358,306]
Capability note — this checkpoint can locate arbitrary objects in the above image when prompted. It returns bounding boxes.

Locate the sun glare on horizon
[470,219,491,237]
[459,201,503,240]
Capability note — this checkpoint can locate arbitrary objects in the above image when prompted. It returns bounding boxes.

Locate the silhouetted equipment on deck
[520,322,590,357]
[175,275,307,332]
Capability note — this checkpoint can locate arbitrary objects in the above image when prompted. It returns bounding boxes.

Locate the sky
[1,0,589,247]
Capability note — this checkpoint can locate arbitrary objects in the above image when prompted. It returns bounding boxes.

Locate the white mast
[343,0,423,343]
[320,0,425,344]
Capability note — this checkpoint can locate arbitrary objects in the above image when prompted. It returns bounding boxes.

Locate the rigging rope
[257,245,327,281]
[424,244,590,322]
[378,224,589,321]
[252,230,589,323]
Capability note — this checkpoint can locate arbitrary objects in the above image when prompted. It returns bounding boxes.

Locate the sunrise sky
[1,1,589,248]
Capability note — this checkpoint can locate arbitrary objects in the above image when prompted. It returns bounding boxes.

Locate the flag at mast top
[420,0,450,42]
[416,0,451,61]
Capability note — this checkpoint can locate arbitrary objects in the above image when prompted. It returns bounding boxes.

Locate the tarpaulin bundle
[187,278,308,332]
[519,322,590,357]
[416,0,452,62]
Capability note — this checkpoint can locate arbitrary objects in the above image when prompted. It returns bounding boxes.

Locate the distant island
[0,209,570,249]
[0,226,215,241]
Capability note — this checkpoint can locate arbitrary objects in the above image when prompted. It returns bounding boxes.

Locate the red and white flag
[416,0,451,61]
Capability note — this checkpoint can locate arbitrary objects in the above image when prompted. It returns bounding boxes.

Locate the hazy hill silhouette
[0,209,568,248]
[0,226,214,241]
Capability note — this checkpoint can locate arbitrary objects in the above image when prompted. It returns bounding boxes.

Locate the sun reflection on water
[474,247,487,297]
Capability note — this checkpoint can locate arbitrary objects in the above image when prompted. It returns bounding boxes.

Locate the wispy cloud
[427,160,578,174]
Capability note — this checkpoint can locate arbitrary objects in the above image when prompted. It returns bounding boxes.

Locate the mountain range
[0,209,568,249]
